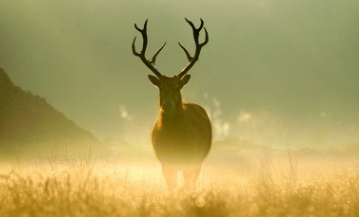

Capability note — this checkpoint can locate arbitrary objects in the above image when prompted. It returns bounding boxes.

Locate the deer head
[132,18,209,112]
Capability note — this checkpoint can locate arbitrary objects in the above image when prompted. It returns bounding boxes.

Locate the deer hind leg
[183,163,202,190]
[162,165,177,189]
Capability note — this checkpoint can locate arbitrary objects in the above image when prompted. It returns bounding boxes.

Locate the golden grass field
[0,146,358,217]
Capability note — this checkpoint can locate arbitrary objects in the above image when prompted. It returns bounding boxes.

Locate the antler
[132,19,166,78]
[178,18,209,78]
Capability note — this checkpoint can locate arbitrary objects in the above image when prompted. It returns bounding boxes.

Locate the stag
[132,18,211,189]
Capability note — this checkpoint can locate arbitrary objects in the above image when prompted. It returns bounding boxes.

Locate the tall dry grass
[0,153,358,217]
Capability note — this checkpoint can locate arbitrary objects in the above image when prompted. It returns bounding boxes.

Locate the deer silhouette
[132,18,211,189]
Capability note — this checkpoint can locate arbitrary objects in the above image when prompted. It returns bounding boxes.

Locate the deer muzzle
[161,99,176,111]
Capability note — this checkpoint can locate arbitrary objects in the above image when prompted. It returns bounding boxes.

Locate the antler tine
[132,19,165,78]
[150,42,167,65]
[178,18,209,78]
[178,42,192,62]
[132,20,148,56]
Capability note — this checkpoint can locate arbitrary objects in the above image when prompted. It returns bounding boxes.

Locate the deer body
[152,103,211,165]
[132,19,211,188]
[152,102,211,188]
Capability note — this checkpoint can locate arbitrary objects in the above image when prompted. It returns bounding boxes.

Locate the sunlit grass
[0,154,358,217]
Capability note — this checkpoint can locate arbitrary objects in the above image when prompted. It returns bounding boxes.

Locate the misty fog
[1,0,358,148]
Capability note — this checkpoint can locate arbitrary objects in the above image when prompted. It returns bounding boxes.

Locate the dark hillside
[0,68,100,156]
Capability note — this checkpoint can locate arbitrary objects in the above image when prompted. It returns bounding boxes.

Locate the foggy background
[1,0,358,148]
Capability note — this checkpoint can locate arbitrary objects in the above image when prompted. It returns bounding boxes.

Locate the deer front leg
[183,164,202,190]
[162,165,177,189]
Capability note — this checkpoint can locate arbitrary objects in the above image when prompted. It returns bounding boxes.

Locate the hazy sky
[1,0,358,147]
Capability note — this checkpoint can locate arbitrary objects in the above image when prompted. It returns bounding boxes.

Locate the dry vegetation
[0,147,359,217]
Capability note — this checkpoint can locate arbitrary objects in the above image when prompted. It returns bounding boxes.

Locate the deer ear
[148,75,159,87]
[181,74,191,86]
